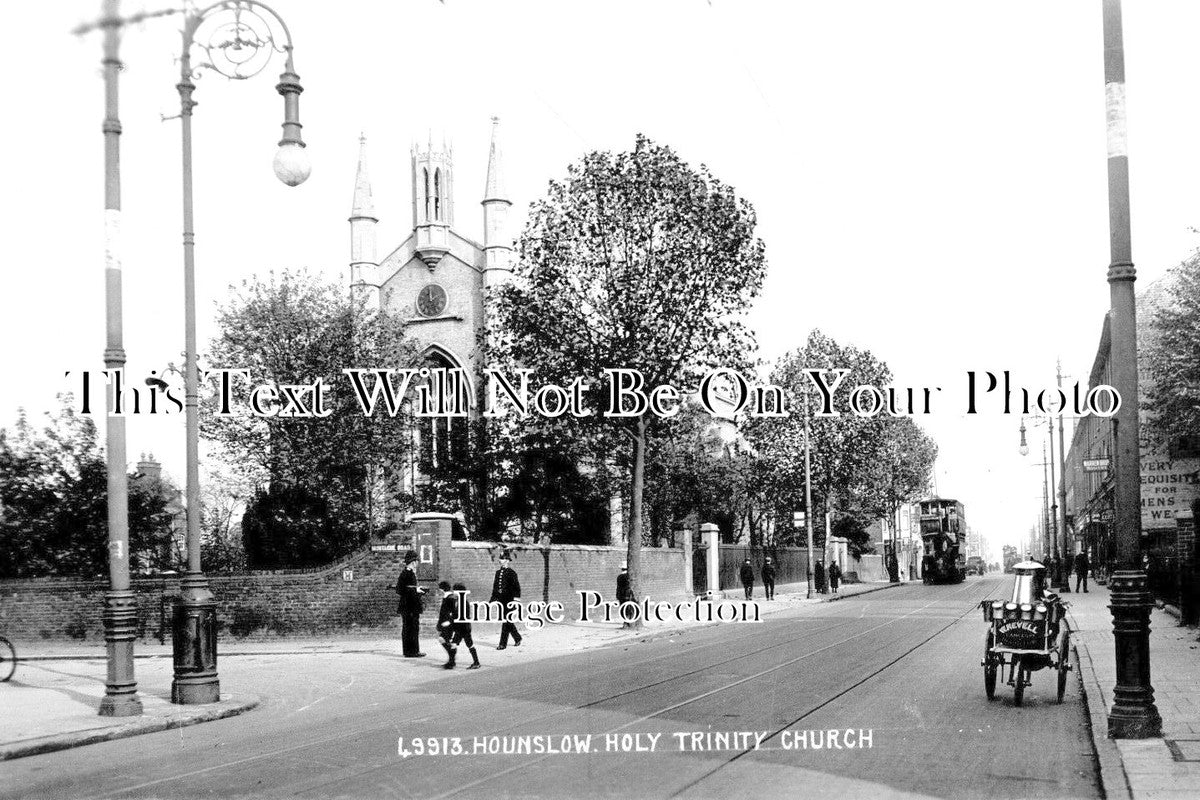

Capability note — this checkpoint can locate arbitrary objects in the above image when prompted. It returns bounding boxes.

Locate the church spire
[351,132,376,220]
[484,116,507,203]
[349,132,380,312]
[482,116,513,294]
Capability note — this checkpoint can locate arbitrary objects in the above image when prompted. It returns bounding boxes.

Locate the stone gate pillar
[701,522,719,598]
[408,512,455,586]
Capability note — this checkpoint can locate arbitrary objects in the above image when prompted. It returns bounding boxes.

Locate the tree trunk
[627,417,647,629]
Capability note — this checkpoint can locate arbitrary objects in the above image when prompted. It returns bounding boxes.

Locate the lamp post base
[99,590,143,717]
[171,572,220,705]
[1107,569,1162,739]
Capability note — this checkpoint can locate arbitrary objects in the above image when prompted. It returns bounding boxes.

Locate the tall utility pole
[1057,359,1071,593]
[96,0,141,718]
[803,391,816,599]
[1102,0,1160,739]
[1048,415,1061,586]
[1042,444,1051,561]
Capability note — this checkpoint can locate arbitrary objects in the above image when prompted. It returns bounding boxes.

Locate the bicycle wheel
[0,637,15,682]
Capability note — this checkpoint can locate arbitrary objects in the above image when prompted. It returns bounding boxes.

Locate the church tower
[411,134,454,267]
[349,134,380,312]
[348,119,515,389]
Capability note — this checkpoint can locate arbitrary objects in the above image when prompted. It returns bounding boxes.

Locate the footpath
[0,579,896,762]
[1069,582,1200,800]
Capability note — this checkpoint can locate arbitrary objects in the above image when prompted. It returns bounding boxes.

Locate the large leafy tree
[750,330,935,558]
[204,268,419,566]
[1145,251,1200,450]
[864,417,938,578]
[0,398,175,578]
[492,135,766,608]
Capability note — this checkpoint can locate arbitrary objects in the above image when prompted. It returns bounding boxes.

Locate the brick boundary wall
[0,541,690,642]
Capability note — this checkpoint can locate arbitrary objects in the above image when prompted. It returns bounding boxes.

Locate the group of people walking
[739,557,841,598]
[393,549,524,671]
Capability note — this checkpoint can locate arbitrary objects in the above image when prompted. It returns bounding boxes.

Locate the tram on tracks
[918,497,967,584]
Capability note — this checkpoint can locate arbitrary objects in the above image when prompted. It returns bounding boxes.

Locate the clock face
[416,284,448,317]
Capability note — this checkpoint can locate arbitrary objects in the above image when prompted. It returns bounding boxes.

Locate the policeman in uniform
[491,551,523,649]
[395,550,426,657]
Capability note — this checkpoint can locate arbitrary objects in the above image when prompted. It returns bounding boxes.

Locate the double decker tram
[919,497,967,584]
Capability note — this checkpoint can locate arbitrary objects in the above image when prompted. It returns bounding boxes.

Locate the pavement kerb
[0,694,259,762]
[1067,606,1133,800]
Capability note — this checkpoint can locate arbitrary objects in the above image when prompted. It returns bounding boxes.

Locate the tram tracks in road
[427,579,994,800]
[667,578,998,798]
[94,581,993,799]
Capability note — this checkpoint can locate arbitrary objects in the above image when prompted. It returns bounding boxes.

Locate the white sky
[4,0,1200,555]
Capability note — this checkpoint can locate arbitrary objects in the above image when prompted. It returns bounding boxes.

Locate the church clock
[416,284,448,317]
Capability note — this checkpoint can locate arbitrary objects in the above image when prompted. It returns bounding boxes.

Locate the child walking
[437,581,481,670]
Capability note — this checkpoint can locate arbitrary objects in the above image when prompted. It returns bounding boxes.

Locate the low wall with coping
[0,539,690,641]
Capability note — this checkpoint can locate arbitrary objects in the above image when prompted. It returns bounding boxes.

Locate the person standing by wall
[395,550,426,657]
[491,551,523,649]
[1074,550,1090,593]
[828,560,842,594]
[740,558,755,599]
[761,557,776,600]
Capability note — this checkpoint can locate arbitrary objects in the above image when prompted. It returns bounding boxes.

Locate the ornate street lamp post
[1101,0,1160,739]
[172,0,310,705]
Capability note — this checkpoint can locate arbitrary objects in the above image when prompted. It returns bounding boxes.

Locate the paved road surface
[4,577,1101,799]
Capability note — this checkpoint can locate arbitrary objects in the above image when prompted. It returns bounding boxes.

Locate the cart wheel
[0,636,14,682]
[983,629,997,699]
[1057,629,1071,704]
[1013,659,1027,707]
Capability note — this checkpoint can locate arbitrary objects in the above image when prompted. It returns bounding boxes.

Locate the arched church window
[434,169,442,220]
[423,168,430,220]
[416,352,469,474]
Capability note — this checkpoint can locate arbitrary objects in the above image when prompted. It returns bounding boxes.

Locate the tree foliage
[1145,251,1200,449]
[492,135,767,603]
[203,268,420,566]
[749,330,937,557]
[0,397,176,578]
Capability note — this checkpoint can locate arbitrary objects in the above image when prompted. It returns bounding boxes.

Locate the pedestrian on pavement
[828,561,842,594]
[814,561,826,593]
[761,557,776,600]
[438,582,481,670]
[740,558,755,599]
[491,551,523,650]
[395,550,426,658]
[436,581,457,668]
[616,563,635,628]
[1074,550,1090,593]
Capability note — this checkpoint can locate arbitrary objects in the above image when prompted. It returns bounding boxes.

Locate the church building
[347,119,513,520]
[348,118,512,384]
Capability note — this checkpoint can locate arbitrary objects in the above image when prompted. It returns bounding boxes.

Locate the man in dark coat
[828,560,842,594]
[395,550,426,657]
[1074,550,1090,593]
[616,563,635,628]
[740,558,755,599]
[761,557,777,600]
[491,551,522,649]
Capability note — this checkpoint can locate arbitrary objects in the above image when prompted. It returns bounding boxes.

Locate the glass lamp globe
[273,142,311,186]
[1019,443,1029,457]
